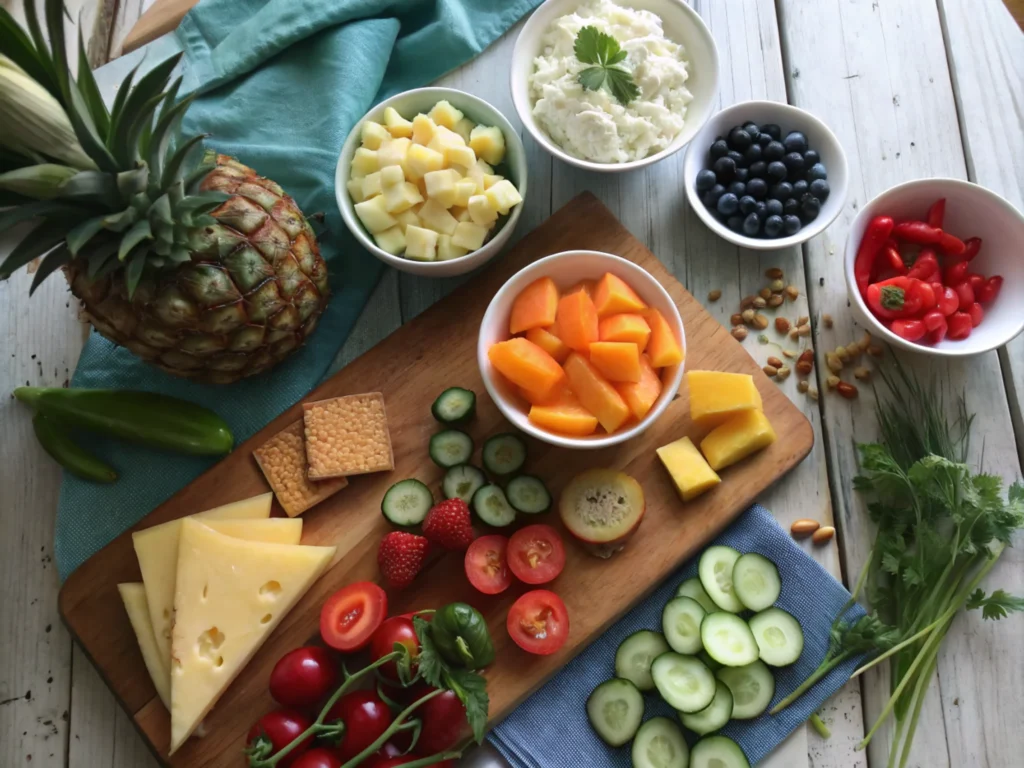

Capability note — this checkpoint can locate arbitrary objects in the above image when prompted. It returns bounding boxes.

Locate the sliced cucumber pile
[698,546,744,612]
[429,429,474,468]
[651,653,716,713]
[700,612,759,668]
[505,474,551,514]
[472,484,517,527]
[615,630,670,692]
[381,479,433,526]
[431,387,476,425]
[676,576,718,613]
[732,553,781,611]
[715,660,775,720]
[441,464,486,504]
[690,735,750,768]
[679,679,733,736]
[587,678,644,747]
[748,607,804,667]
[631,717,690,768]
[482,432,527,476]
[662,596,706,655]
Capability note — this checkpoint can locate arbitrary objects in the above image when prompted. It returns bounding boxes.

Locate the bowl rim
[478,248,687,449]
[683,99,850,250]
[844,176,1024,357]
[334,86,528,272]
[509,0,720,174]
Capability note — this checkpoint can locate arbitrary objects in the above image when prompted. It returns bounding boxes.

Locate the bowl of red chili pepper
[845,178,1024,355]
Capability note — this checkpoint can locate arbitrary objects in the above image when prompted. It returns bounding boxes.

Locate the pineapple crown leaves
[0,0,228,298]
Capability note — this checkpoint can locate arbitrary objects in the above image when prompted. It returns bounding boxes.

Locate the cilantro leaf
[573,25,639,105]
[574,25,618,65]
[967,588,1024,620]
[443,668,489,744]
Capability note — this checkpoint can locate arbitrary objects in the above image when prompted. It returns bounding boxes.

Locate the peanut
[731,326,748,341]
[798,315,810,327]
[836,345,851,362]
[775,317,791,334]
[741,295,757,309]
[708,289,722,302]
[759,287,773,300]
[822,313,834,328]
[783,348,798,359]
[791,518,821,538]
[789,328,801,340]
[730,313,743,326]
[807,386,819,401]
[769,278,785,293]
[796,360,813,376]
[765,267,784,280]
[797,324,812,337]
[854,366,871,380]
[777,365,792,380]
[753,313,770,330]
[785,284,800,301]
[763,364,779,378]
[826,374,840,389]
[797,380,809,393]
[767,356,784,369]
[768,294,785,308]
[742,308,756,324]
[868,344,884,358]
[812,526,836,545]
[836,381,859,399]
[826,352,843,373]
[753,296,767,309]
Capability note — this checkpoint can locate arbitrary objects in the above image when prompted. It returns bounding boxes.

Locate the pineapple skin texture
[65,155,330,384]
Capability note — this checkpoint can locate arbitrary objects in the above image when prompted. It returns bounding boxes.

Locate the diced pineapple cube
[453,179,477,208]
[411,114,437,146]
[450,205,472,222]
[373,225,406,255]
[416,177,429,198]
[475,159,495,175]
[360,121,391,150]
[437,234,470,261]
[380,164,404,188]
[405,225,438,261]
[394,208,421,234]
[346,178,366,203]
[446,144,477,170]
[429,100,465,130]
[484,179,523,215]
[404,143,445,180]
[351,147,379,178]
[469,125,506,165]
[361,171,382,199]
[452,221,489,251]
[700,410,777,471]
[466,163,485,194]
[383,107,414,138]
[377,138,411,168]
[424,169,459,208]
[382,181,423,214]
[354,195,397,234]
[417,199,459,235]
[453,117,475,143]
[427,126,466,157]
[468,194,498,227]
[483,174,504,189]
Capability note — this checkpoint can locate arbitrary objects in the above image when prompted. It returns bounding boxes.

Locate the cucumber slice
[380,479,433,526]
[482,433,526,476]
[732,553,781,611]
[471,484,517,527]
[651,652,716,714]
[676,577,718,614]
[429,429,474,468]
[662,596,706,655]
[586,678,644,747]
[715,660,775,720]
[505,474,551,514]
[698,650,722,672]
[679,679,733,736]
[700,612,759,667]
[698,546,744,612]
[690,735,751,768]
[431,387,476,425]
[631,717,690,768]
[748,607,804,667]
[442,464,486,505]
[614,630,670,692]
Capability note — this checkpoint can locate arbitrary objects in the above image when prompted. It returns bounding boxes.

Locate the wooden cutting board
[59,193,813,766]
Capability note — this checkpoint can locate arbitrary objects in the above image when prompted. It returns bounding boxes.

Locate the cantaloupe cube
[484,179,523,215]
[526,326,570,364]
[563,352,631,433]
[412,114,437,146]
[452,221,488,251]
[488,337,565,398]
[383,107,414,138]
[380,164,405,188]
[529,401,599,437]
[437,234,469,262]
[354,195,397,234]
[700,410,776,471]
[405,225,438,261]
[361,121,391,150]
[361,171,383,199]
[346,178,366,203]
[450,205,471,223]
[404,144,445,180]
[510,277,559,335]
[566,279,597,298]
[427,126,466,157]
[644,308,684,367]
[594,273,647,318]
[686,371,763,429]
[429,100,464,129]
[377,138,411,168]
[351,147,379,178]
[453,117,475,143]
[382,181,423,214]
[469,125,506,165]
[615,354,663,421]
[599,313,651,351]
[556,289,599,352]
[447,145,477,170]
[418,199,459,235]
[394,208,421,234]
[518,378,574,407]
[453,179,477,208]
[468,194,498,227]
[424,169,459,208]
[589,341,641,383]
[483,174,504,189]
[657,436,721,501]
[373,225,406,256]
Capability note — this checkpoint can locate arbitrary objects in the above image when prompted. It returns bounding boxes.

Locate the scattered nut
[741,295,757,310]
[798,315,810,327]
[797,349,814,366]
[776,365,792,381]
[868,344,884,358]
[708,289,722,302]
[753,296,767,309]
[862,330,873,347]
[835,345,851,362]
[853,366,871,380]
[807,386,819,401]
[759,287,773,300]
[797,380,809,393]
[731,326,749,341]
[826,374,840,389]
[836,381,859,399]
[826,352,843,373]
[783,348,798,359]
[775,317,791,334]
[730,313,744,326]
[796,324,812,337]
[812,526,836,545]
[742,308,756,324]
[822,313,834,328]
[791,518,821,538]
[796,360,813,376]
[789,328,801,340]
[753,313,770,330]
[765,267,784,280]
[785,285,800,301]
[769,278,785,293]
[768,294,785,308]
[767,356,784,369]
[763,364,779,378]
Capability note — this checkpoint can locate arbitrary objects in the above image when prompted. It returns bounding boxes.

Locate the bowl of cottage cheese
[512,0,719,171]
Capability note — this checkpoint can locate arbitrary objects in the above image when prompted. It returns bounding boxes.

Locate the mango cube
[424,169,459,208]
[429,100,464,129]
[361,171,382,199]
[657,436,721,501]
[453,117,475,143]
[453,179,477,208]
[469,125,506,165]
[360,121,391,150]
[354,195,397,234]
[394,208,421,234]
[383,107,414,138]
[412,114,437,146]
[404,144,445,180]
[373,225,406,255]
[452,221,488,251]
[418,198,459,235]
[700,410,776,471]
[380,164,405,188]
[382,181,423,214]
[447,145,476,170]
[405,225,438,261]
[468,194,498,227]
[351,147,379,178]
[687,371,764,428]
[484,179,523,215]
[427,125,466,156]
[377,137,411,169]
[346,178,366,203]
[437,234,469,261]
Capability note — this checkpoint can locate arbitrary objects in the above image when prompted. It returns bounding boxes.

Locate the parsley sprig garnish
[574,26,640,105]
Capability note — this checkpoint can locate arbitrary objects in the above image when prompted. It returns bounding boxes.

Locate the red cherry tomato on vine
[326,689,394,761]
[269,647,339,710]
[369,616,420,681]
[936,285,959,316]
[508,525,566,585]
[290,748,342,768]
[320,581,388,652]
[954,281,975,311]
[465,535,513,595]
[947,312,973,340]
[968,302,984,327]
[414,689,470,756]
[890,318,927,342]
[246,710,313,767]
[507,590,570,656]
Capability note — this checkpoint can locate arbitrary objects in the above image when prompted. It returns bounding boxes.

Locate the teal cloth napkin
[55,0,541,580]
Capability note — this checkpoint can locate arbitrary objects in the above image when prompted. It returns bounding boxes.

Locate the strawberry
[378,532,429,589]
[423,498,475,551]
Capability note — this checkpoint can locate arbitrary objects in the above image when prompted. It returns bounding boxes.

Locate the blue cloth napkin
[489,504,865,767]
[54,0,542,580]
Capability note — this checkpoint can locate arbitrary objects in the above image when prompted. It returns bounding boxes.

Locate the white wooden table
[2,1,1022,766]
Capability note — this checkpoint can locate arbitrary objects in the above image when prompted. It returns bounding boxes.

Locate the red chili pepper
[891,318,927,342]
[962,237,982,261]
[926,318,948,345]
[967,273,985,293]
[866,276,927,320]
[907,248,939,283]
[977,275,1003,303]
[944,260,969,286]
[937,230,966,256]
[936,284,959,316]
[893,221,942,244]
[968,302,984,327]
[947,312,973,340]
[855,216,895,296]
[926,198,946,229]
[881,239,908,276]
[954,281,975,310]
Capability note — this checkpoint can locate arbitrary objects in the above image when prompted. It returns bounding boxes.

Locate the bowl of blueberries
[683,100,848,250]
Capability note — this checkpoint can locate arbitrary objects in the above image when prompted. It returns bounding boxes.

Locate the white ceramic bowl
[478,250,686,449]
[845,178,1024,356]
[336,87,527,277]
[683,100,849,250]
[510,0,719,173]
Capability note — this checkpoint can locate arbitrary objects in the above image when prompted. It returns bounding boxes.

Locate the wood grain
[120,0,195,52]
[59,193,814,765]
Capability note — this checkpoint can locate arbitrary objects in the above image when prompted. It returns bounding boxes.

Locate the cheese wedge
[168,520,335,753]
[118,583,171,710]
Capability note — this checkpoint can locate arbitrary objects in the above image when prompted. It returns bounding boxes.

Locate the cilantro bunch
[574,26,640,105]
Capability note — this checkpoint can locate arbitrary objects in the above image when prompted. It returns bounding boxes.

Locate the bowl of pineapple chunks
[337,87,528,276]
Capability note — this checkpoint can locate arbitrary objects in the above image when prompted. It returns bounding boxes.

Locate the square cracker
[303,392,394,480]
[253,420,347,517]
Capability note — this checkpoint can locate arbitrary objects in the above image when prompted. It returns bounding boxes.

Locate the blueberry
[746,177,768,199]
[744,144,763,163]
[764,141,785,161]
[734,167,749,183]
[807,162,828,181]
[784,131,808,154]
[742,212,761,236]
[748,161,767,179]
[792,180,809,197]
[717,192,740,216]
[713,156,736,181]
[743,122,761,141]
[770,181,793,200]
[767,162,788,182]
[726,150,747,168]
[764,215,784,237]
[761,123,782,140]
[766,198,784,217]
[703,184,726,208]
[810,179,830,201]
[783,214,802,235]
[728,181,746,197]
[783,151,804,174]
[728,127,752,151]
[754,201,768,220]
[739,195,758,215]
[758,133,773,147]
[727,215,745,232]
[696,169,718,191]
[710,139,730,160]
[801,195,821,221]
[803,149,820,166]
[783,197,801,216]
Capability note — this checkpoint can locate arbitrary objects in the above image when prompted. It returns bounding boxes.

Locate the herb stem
[339,689,443,768]
[771,650,853,715]
[809,713,831,739]
[894,651,939,768]
[849,614,946,679]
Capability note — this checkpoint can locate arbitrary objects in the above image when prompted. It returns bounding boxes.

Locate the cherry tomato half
[246,709,313,767]
[320,582,388,652]
[465,535,513,595]
[415,689,469,756]
[269,646,339,710]
[369,616,420,681]
[326,689,393,761]
[506,589,570,656]
[290,748,342,768]
[947,311,973,340]
[508,525,566,585]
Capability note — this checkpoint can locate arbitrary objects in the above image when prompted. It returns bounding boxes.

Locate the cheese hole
[259,580,282,600]
[202,584,208,600]
[197,627,226,664]
[260,614,272,625]
[214,656,224,668]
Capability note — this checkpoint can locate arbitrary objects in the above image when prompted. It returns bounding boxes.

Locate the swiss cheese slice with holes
[168,519,335,754]
[118,583,171,710]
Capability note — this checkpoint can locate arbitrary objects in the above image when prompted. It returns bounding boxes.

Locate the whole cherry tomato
[926,316,948,345]
[246,710,313,767]
[890,318,927,343]
[954,281,975,311]
[270,647,340,710]
[947,312,973,340]
[369,616,420,681]
[290,748,342,768]
[936,284,959,316]
[944,259,969,286]
[922,310,946,332]
[977,275,1003,303]
[326,690,394,761]
[967,273,985,293]
[968,302,984,327]
[366,758,455,768]
[414,689,469,756]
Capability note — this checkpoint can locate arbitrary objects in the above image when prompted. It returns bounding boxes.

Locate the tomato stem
[338,688,444,768]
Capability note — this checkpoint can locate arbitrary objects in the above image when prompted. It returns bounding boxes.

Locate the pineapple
[0,2,331,384]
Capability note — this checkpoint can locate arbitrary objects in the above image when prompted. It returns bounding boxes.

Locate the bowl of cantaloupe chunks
[336,86,527,277]
[479,250,686,449]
